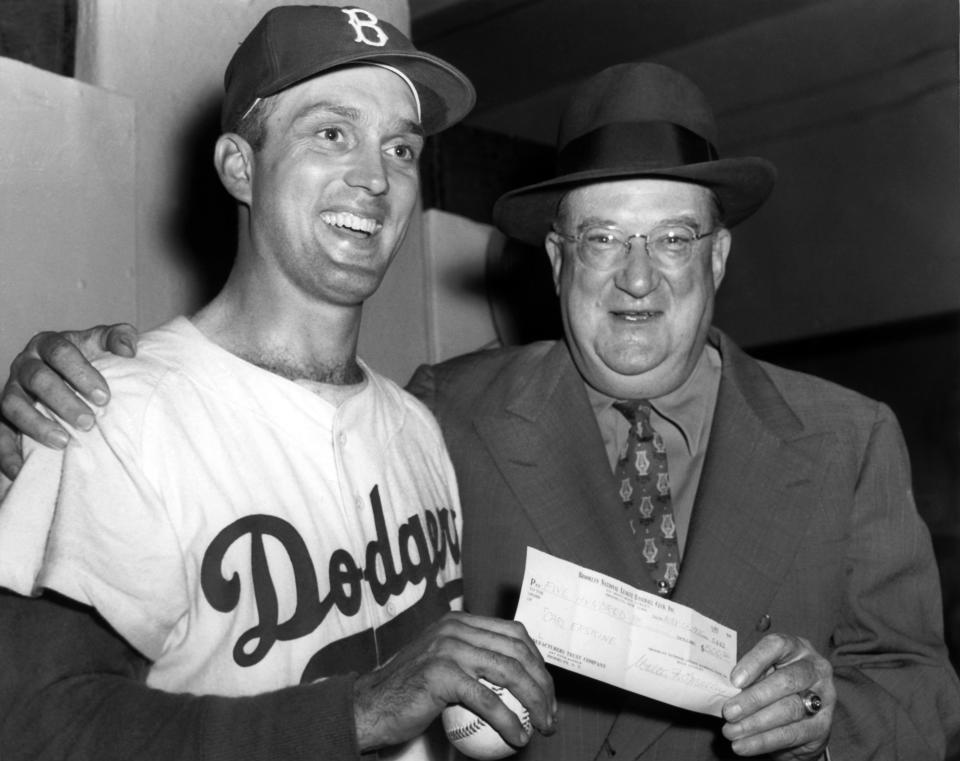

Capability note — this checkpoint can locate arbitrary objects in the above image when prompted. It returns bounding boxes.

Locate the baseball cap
[222,5,475,135]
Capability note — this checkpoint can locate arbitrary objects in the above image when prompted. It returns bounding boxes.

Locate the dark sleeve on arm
[829,405,960,759]
[406,364,438,413]
[0,590,362,761]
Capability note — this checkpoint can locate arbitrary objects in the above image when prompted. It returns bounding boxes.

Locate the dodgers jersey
[0,317,463,706]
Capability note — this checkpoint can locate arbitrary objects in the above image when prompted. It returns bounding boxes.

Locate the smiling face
[546,178,731,400]
[233,66,423,308]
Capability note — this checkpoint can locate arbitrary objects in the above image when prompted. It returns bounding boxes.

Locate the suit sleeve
[0,590,363,761]
[829,403,960,759]
[405,364,438,413]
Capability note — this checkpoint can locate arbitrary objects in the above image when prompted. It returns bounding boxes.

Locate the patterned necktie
[613,400,680,596]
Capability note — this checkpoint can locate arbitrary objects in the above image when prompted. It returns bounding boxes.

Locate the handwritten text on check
[514,547,739,716]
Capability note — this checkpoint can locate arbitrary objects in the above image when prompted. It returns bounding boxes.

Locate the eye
[583,229,621,248]
[385,136,423,164]
[388,143,419,162]
[317,127,345,142]
[654,228,695,249]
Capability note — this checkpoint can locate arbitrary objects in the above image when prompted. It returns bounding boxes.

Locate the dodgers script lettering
[200,485,459,671]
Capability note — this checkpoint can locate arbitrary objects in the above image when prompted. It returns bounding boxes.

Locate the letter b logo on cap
[341,8,388,47]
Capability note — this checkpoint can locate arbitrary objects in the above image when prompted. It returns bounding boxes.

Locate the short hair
[706,190,725,229]
[227,95,277,153]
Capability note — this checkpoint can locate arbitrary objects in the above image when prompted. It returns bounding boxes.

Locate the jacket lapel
[601,331,833,757]
[675,333,832,642]
[472,341,658,594]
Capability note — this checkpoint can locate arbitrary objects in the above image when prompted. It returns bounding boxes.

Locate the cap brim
[258,50,475,135]
[493,157,777,245]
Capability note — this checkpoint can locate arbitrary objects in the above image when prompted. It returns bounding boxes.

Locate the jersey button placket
[333,410,383,663]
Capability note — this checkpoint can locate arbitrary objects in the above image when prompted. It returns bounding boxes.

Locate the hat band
[557,121,718,176]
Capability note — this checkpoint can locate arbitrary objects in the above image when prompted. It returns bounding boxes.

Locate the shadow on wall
[485,236,562,348]
[0,0,76,76]
[166,94,238,306]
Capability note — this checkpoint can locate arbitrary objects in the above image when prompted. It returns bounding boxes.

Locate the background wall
[0,56,136,374]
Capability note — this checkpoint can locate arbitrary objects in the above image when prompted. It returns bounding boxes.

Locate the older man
[3,63,959,759]
[408,63,960,760]
[0,6,556,761]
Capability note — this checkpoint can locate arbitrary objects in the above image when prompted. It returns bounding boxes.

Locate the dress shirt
[586,341,721,555]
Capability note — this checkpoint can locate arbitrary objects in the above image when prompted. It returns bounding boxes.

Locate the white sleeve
[11,412,187,662]
[0,437,65,594]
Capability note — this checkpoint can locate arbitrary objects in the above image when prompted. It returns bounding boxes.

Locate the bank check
[514,547,739,716]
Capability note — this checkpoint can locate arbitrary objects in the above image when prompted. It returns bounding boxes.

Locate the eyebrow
[292,101,424,138]
[394,118,425,140]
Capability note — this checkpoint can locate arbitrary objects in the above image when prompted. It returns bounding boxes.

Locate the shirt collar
[584,340,721,455]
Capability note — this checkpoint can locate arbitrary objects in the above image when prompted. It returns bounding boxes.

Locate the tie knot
[613,399,652,427]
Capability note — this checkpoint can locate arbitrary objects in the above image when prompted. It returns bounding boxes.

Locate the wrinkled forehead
[272,64,422,128]
[558,178,717,223]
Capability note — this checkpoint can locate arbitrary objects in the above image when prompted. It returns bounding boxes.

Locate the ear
[544,232,565,295]
[214,133,254,205]
[710,228,732,290]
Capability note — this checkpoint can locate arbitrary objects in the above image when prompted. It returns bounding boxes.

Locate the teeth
[320,211,381,234]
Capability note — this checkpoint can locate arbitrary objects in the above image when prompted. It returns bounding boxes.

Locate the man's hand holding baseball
[353,612,556,753]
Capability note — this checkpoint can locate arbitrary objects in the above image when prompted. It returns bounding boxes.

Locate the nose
[344,145,388,195]
[614,241,660,296]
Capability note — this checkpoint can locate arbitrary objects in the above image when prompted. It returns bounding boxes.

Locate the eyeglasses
[552,223,716,271]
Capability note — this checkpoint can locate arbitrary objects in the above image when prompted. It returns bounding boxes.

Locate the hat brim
[255,50,475,136]
[493,157,776,246]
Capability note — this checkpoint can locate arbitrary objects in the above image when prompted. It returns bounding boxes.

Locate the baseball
[442,678,532,760]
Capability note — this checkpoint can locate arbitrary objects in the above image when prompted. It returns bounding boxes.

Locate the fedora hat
[493,62,776,245]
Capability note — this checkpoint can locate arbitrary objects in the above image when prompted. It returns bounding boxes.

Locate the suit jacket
[408,329,960,760]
